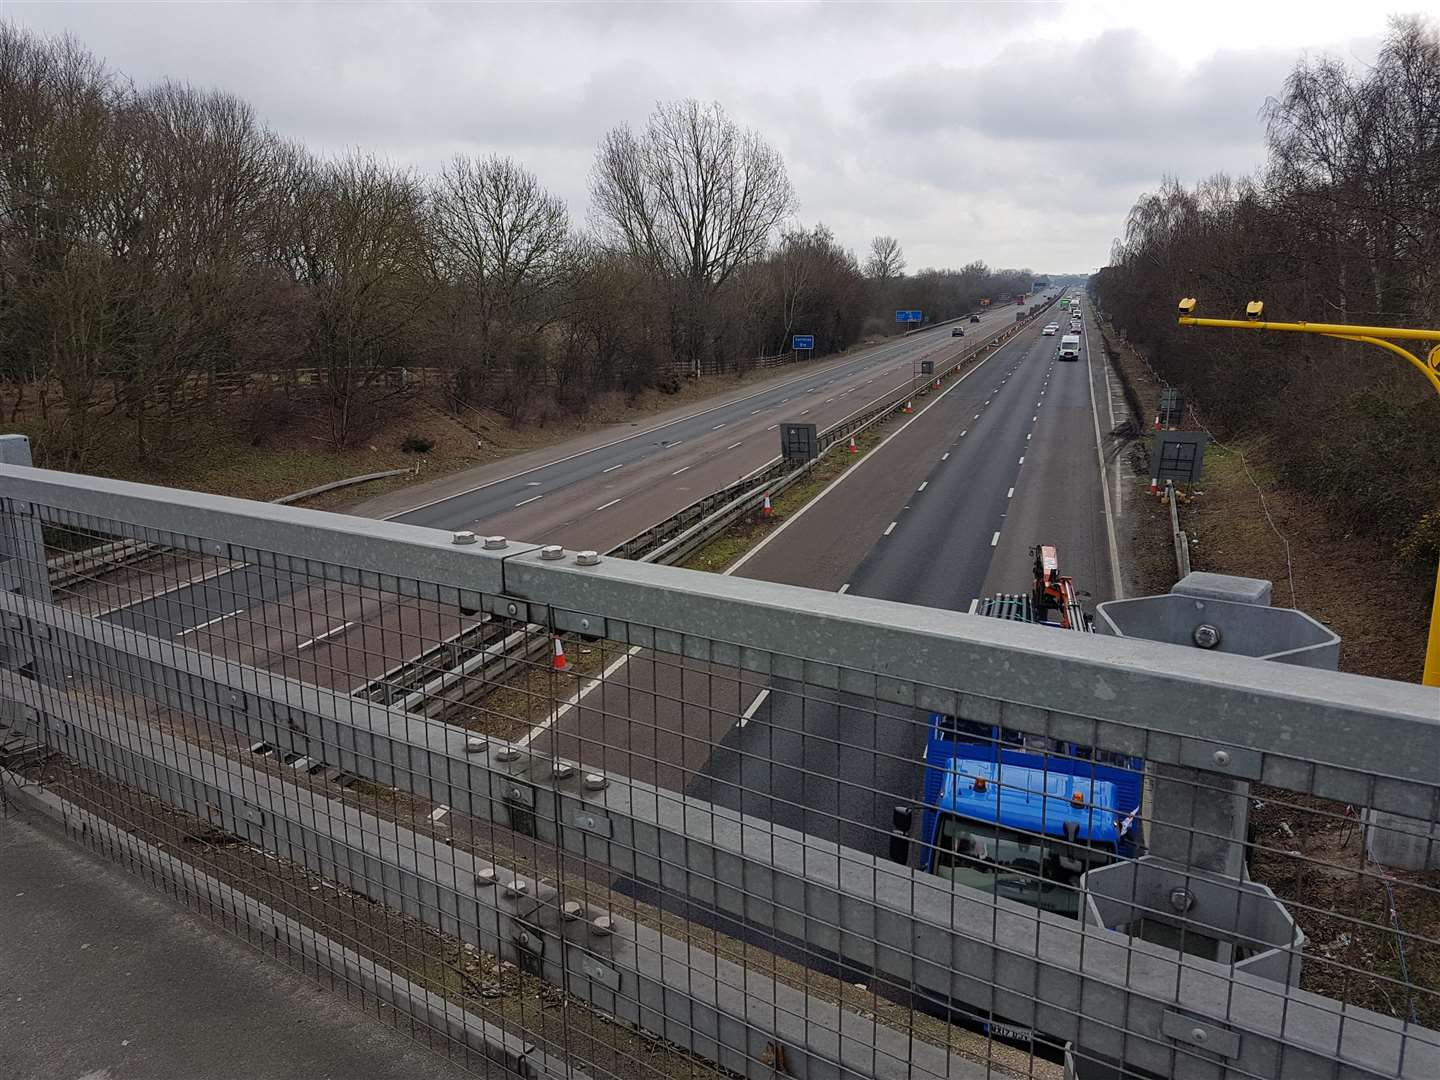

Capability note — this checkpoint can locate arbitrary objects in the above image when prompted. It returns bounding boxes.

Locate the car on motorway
[970,314,981,323]
[1042,323,1059,336]
[951,327,965,337]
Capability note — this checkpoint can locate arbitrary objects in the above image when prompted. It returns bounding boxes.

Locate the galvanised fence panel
[0,453,1436,1080]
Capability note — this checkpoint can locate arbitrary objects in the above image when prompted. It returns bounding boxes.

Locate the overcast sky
[9,1,1409,273]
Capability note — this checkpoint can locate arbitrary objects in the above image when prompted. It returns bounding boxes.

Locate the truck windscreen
[931,814,1115,917]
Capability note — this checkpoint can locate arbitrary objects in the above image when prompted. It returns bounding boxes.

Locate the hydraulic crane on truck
[978,544,1093,631]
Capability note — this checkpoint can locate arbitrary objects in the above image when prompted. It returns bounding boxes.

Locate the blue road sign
[895,311,908,323]
[792,334,815,350]
[909,310,923,322]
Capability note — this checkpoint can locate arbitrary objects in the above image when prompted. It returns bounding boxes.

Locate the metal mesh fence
[0,474,1437,1080]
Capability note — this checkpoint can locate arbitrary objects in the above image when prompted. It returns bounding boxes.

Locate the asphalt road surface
[694,301,1119,857]
[77,305,1029,689]
[529,296,1123,862]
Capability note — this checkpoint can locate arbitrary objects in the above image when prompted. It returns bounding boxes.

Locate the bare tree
[292,153,430,447]
[589,98,795,370]
[864,235,905,282]
[429,154,570,398]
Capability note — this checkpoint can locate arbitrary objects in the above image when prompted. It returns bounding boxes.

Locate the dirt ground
[1096,312,1438,1030]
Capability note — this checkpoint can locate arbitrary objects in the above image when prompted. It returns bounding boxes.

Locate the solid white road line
[595,498,622,511]
[990,531,1000,547]
[672,466,691,475]
[391,338,927,520]
[296,619,356,651]
[883,521,898,536]
[176,609,246,638]
[602,463,624,473]
[93,560,246,620]
[1083,316,1126,600]
[515,494,543,507]
[738,688,771,728]
[516,644,642,749]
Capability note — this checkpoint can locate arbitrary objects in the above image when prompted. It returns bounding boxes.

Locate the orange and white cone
[1148,478,1159,495]
[552,636,568,671]
[903,400,913,414]
[761,493,773,518]
[847,434,859,454]
[1153,415,1161,431]
[933,378,941,389]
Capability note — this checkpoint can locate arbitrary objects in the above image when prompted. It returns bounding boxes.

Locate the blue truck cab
[917,714,1144,917]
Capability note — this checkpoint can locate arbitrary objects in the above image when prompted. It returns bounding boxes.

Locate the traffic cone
[552,636,568,671]
[761,493,773,518]
[1153,415,1161,431]
[933,378,941,390]
[847,433,859,454]
[903,400,913,414]
[1148,478,1159,495]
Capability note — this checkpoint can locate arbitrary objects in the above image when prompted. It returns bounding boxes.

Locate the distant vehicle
[1042,324,1059,336]
[970,314,981,323]
[952,327,965,337]
[1058,334,1081,360]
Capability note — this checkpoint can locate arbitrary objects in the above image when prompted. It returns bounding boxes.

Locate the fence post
[0,435,53,607]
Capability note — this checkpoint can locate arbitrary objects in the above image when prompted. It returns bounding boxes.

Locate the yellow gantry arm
[1176,302,1440,687]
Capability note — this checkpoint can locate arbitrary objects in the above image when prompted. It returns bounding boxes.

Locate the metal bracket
[566,807,612,838]
[514,920,545,979]
[567,944,621,992]
[504,780,537,838]
[1161,1011,1240,1059]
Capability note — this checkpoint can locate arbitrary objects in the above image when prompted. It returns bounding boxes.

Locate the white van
[1058,334,1081,361]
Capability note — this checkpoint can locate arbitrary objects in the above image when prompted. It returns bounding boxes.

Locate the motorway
[71,304,1029,695]
[531,295,1126,859]
[694,301,1120,854]
[58,293,1123,864]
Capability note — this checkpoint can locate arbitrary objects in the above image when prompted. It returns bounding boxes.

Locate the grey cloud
[860,29,1292,150]
[6,1,1380,272]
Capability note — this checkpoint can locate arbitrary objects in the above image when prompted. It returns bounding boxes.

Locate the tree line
[1092,15,1440,565]
[0,23,1032,469]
